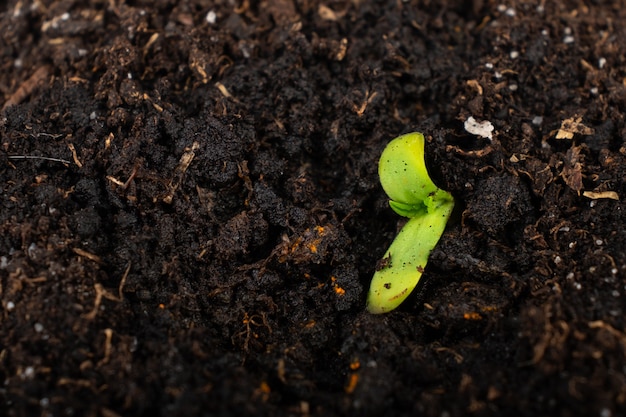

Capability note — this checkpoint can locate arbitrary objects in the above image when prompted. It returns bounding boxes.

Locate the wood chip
[318,4,347,21]
[555,116,594,139]
[68,143,83,167]
[163,141,200,204]
[2,66,50,111]
[582,191,619,200]
[466,79,483,95]
[72,248,103,264]
[215,82,239,102]
[561,146,583,194]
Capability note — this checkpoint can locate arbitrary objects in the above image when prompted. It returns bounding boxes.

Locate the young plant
[367,132,454,314]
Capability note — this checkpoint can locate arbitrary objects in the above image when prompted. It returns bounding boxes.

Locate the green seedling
[367,132,454,314]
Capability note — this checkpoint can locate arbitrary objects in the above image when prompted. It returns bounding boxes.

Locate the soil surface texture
[2,1,626,416]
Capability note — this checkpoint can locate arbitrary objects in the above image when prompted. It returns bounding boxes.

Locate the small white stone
[27,243,37,259]
[34,323,44,333]
[206,10,216,24]
[464,116,495,140]
[601,407,612,417]
[532,116,543,126]
[554,256,562,265]
[6,301,15,311]
[509,84,518,91]
[595,239,603,246]
[22,367,35,379]
[239,42,252,59]
[563,35,575,44]
[510,50,519,59]
[485,62,494,69]
[590,87,598,95]
[505,7,516,17]
[599,57,607,69]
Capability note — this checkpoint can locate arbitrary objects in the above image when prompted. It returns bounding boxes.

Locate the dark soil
[2,1,626,416]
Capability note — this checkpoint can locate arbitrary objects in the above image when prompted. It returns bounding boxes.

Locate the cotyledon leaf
[366,195,454,314]
[378,132,439,218]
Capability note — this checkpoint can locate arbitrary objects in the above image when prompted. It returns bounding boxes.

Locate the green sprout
[367,132,454,314]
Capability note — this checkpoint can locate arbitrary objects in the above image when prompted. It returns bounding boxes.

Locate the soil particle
[467,175,534,239]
